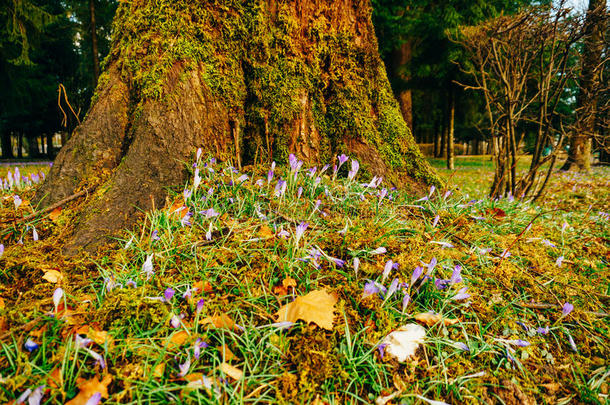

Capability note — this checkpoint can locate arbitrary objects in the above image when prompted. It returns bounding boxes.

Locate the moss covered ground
[0,155,608,404]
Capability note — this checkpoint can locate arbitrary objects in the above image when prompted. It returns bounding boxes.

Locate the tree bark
[35,0,439,253]
[561,0,606,171]
[89,0,100,86]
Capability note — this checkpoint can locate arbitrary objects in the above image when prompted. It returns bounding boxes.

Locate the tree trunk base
[35,0,440,253]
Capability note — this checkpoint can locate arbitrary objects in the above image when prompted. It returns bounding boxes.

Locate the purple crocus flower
[142,255,154,279]
[16,388,32,404]
[183,188,192,200]
[53,287,63,313]
[516,321,529,331]
[402,293,411,312]
[151,230,160,241]
[411,266,423,285]
[314,199,321,211]
[181,212,193,227]
[386,278,399,300]
[567,334,578,352]
[126,279,137,288]
[13,195,22,210]
[164,288,175,302]
[193,168,202,190]
[378,188,388,202]
[337,154,349,169]
[196,148,203,161]
[274,179,287,197]
[450,265,463,284]
[561,302,574,317]
[331,257,345,267]
[24,339,39,352]
[295,222,308,245]
[353,257,360,276]
[556,256,564,267]
[506,339,530,347]
[347,159,359,180]
[425,257,437,275]
[451,287,471,301]
[178,357,191,377]
[378,343,388,359]
[200,208,219,218]
[170,314,182,328]
[196,298,205,314]
[435,278,450,290]
[537,326,549,335]
[267,162,276,184]
[432,215,440,228]
[382,260,393,282]
[362,280,382,298]
[370,247,387,255]
[428,185,436,197]
[297,186,303,198]
[26,385,45,405]
[0,243,4,258]
[454,342,470,352]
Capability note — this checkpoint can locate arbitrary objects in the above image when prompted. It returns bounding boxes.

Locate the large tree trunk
[35,0,439,253]
[561,0,606,171]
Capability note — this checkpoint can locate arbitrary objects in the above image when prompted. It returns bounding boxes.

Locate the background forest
[1,0,607,172]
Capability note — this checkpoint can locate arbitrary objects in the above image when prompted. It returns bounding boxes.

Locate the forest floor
[0,156,608,404]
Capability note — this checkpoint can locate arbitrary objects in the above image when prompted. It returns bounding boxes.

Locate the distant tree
[561,0,608,171]
[372,0,532,163]
[454,4,585,199]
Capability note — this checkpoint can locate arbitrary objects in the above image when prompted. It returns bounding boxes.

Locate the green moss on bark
[103,0,439,187]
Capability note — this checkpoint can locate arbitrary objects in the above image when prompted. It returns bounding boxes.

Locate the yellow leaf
[47,368,63,388]
[201,313,240,331]
[169,330,190,347]
[0,297,5,309]
[217,344,236,361]
[275,289,337,330]
[414,312,459,327]
[258,225,274,239]
[87,328,113,348]
[48,207,62,222]
[153,363,165,378]
[220,362,243,380]
[65,375,112,405]
[42,270,63,283]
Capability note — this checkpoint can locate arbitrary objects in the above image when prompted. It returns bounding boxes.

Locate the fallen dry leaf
[65,375,112,405]
[201,313,240,331]
[48,207,62,222]
[381,324,426,362]
[283,277,297,288]
[47,368,63,388]
[218,344,236,361]
[414,312,459,327]
[42,269,63,283]
[169,330,191,347]
[153,363,165,378]
[258,225,275,239]
[0,297,5,310]
[220,362,243,380]
[275,289,337,330]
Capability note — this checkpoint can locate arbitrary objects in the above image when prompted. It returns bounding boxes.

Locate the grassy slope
[0,157,608,404]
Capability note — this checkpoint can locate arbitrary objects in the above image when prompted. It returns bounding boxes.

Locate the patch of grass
[0,156,608,404]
